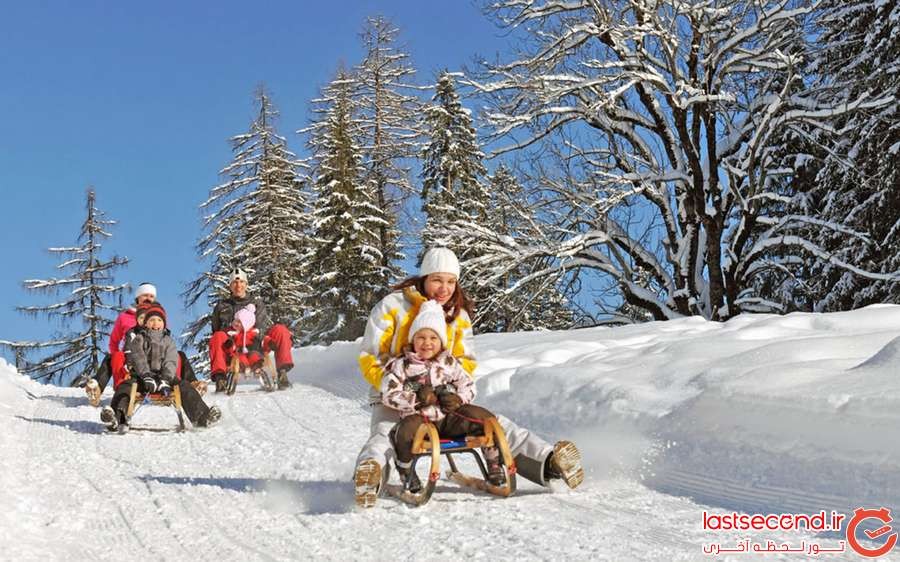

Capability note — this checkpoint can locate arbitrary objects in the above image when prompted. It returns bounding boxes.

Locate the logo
[846,507,898,558]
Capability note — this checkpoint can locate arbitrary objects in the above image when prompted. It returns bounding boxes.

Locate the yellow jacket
[358,287,476,390]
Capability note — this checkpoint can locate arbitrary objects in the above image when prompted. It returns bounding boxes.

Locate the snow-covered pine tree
[802,0,900,310]
[354,16,422,280]
[456,0,894,321]
[183,86,309,355]
[0,189,128,386]
[420,71,489,248]
[300,68,389,343]
[420,76,575,331]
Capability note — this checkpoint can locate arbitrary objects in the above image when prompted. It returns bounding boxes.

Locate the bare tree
[455,0,894,321]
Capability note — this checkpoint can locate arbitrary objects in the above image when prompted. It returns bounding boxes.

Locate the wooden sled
[225,353,276,396]
[122,381,186,432]
[387,416,517,506]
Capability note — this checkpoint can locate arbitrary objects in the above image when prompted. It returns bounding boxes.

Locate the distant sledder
[380,301,516,506]
[82,282,207,407]
[100,303,221,433]
[208,268,294,395]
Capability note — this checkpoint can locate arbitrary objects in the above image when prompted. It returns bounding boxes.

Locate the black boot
[277,368,292,390]
[485,451,506,486]
[396,463,422,493]
[100,406,117,431]
[197,405,222,427]
[212,373,227,393]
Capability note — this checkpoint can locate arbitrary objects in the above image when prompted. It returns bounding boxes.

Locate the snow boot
[395,462,422,494]
[545,440,584,489]
[277,368,291,390]
[484,449,506,486]
[198,405,222,427]
[354,459,382,508]
[85,379,102,407]
[212,373,228,393]
[100,406,118,431]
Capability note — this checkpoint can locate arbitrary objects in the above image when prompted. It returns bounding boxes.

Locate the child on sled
[381,300,505,493]
[225,303,264,367]
[101,303,221,432]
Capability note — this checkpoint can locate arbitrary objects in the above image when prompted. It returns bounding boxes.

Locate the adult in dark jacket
[208,268,294,391]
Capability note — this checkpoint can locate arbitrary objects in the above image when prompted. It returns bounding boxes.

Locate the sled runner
[121,382,186,432]
[225,352,277,395]
[387,416,517,506]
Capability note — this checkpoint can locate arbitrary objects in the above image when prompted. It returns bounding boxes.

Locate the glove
[435,385,462,412]
[415,384,438,410]
[139,374,157,394]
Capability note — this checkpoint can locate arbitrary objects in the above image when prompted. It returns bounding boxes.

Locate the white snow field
[2,305,899,561]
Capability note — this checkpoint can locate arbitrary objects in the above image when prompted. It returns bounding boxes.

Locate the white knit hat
[135,282,157,300]
[419,247,460,278]
[408,300,448,348]
[229,268,248,284]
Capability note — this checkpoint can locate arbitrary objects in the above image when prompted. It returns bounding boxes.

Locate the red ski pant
[209,324,293,375]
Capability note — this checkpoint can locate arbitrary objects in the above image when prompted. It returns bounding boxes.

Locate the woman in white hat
[353,247,583,507]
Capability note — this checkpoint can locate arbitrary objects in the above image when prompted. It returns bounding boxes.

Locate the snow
[3,306,899,560]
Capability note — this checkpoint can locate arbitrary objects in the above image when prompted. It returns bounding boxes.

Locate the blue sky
[0,1,508,353]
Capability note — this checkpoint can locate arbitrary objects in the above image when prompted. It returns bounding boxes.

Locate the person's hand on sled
[139,373,158,394]
[415,384,438,409]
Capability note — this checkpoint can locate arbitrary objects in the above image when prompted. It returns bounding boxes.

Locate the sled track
[22,387,153,559]
[547,486,699,551]
[13,374,875,561]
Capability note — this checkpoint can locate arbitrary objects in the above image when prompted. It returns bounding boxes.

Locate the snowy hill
[2,306,899,561]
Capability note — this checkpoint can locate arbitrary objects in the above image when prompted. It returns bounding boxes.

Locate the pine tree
[420,71,489,249]
[354,16,422,280]
[184,86,309,354]
[300,69,390,343]
[417,73,565,331]
[1,189,128,386]
[803,0,900,310]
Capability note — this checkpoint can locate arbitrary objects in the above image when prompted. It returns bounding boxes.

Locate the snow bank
[471,305,900,515]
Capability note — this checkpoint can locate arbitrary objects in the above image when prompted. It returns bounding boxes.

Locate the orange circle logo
[846,507,898,558]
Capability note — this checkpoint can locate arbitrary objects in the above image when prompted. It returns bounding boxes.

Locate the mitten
[415,384,438,409]
[436,385,462,412]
